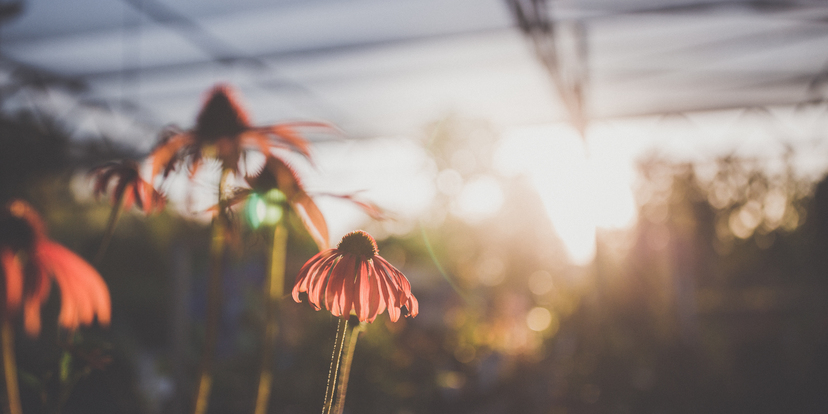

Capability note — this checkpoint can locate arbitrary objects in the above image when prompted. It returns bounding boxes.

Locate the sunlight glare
[495,124,638,265]
[301,137,437,241]
[451,175,504,223]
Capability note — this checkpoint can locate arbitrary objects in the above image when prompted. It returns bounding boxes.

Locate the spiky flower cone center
[1,202,39,250]
[0,216,34,251]
[337,231,378,258]
[195,88,250,140]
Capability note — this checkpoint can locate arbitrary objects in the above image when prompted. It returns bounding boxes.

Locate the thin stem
[50,185,125,414]
[253,223,288,414]
[59,193,122,411]
[192,169,231,414]
[49,192,125,414]
[321,318,348,414]
[1,319,22,414]
[93,191,126,266]
[332,318,364,414]
[53,355,92,414]
[51,334,72,414]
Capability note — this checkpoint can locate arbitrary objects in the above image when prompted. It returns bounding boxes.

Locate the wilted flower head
[293,230,418,323]
[0,200,111,336]
[91,159,166,214]
[244,155,329,250]
[235,156,385,251]
[149,84,329,180]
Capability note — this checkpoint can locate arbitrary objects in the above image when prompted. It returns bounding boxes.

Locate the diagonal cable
[120,0,345,123]
[505,0,589,135]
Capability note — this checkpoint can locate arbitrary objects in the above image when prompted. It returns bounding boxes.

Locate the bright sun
[495,123,638,265]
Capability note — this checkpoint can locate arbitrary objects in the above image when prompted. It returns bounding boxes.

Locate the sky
[7,0,828,265]
[233,103,828,265]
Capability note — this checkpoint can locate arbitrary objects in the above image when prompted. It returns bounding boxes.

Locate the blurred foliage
[2,106,828,414]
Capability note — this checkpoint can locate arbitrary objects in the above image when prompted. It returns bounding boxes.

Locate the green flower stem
[321,318,349,414]
[332,318,364,414]
[53,349,92,414]
[253,223,288,414]
[193,168,232,414]
[51,185,125,414]
[1,319,22,414]
[93,190,126,266]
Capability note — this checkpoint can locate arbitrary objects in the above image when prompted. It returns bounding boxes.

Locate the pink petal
[353,260,371,322]
[307,257,337,310]
[325,256,351,317]
[291,192,329,251]
[365,263,385,323]
[292,250,329,301]
[335,256,357,318]
[405,295,419,318]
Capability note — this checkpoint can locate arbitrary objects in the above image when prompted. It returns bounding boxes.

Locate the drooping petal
[376,257,411,297]
[376,256,418,319]
[35,240,111,331]
[242,132,279,169]
[23,299,43,337]
[292,251,326,302]
[374,261,401,322]
[112,174,133,207]
[52,262,82,330]
[306,255,338,310]
[137,180,167,215]
[294,249,338,306]
[131,182,144,211]
[257,123,326,160]
[23,264,51,336]
[374,258,403,301]
[120,184,136,212]
[150,133,194,180]
[1,248,22,311]
[405,294,419,318]
[336,255,359,318]
[90,164,119,199]
[271,156,303,199]
[325,255,352,317]
[291,192,329,251]
[338,257,357,319]
[365,262,385,323]
[353,260,371,322]
[90,160,165,215]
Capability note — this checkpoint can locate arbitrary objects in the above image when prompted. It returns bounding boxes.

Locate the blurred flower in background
[149,85,319,180]
[0,200,110,336]
[91,159,166,215]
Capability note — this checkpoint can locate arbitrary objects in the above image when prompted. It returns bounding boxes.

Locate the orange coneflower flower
[149,84,329,179]
[91,159,166,215]
[293,230,418,323]
[0,200,110,336]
